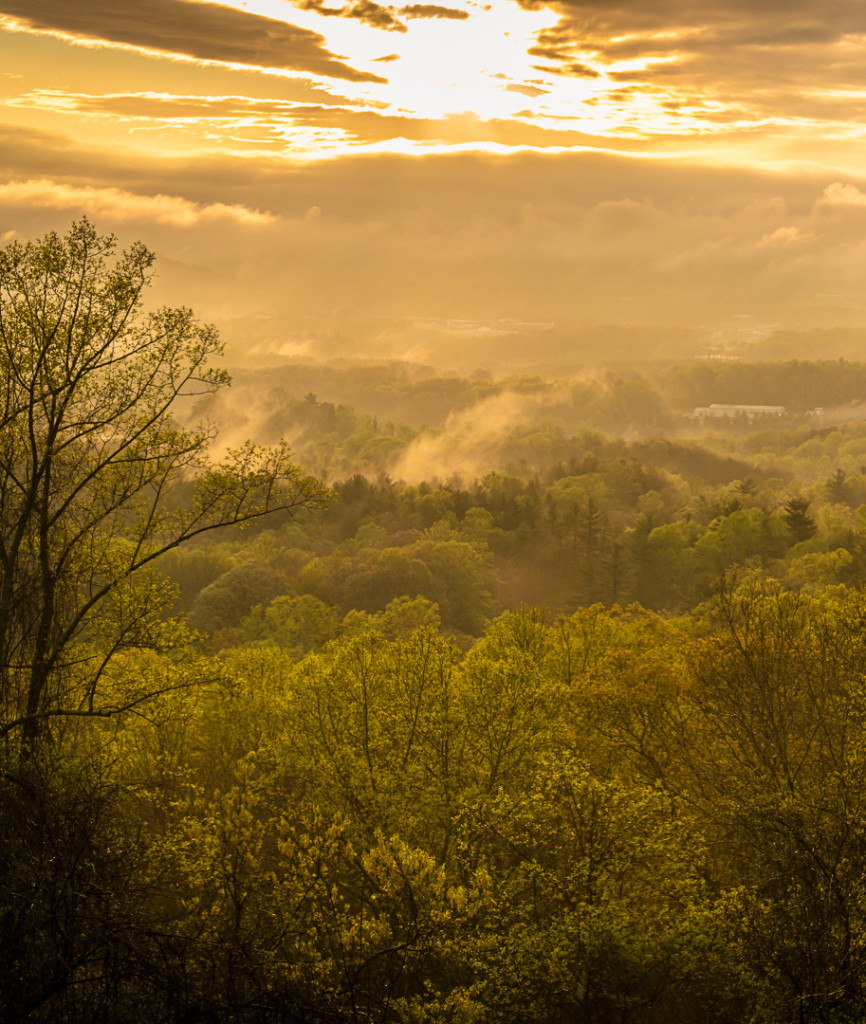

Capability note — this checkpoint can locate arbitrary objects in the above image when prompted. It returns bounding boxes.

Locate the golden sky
[3,0,866,358]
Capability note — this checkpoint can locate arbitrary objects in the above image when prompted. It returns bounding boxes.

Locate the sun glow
[7,0,866,168]
[244,0,561,120]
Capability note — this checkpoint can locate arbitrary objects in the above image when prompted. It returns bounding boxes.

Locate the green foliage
[11,589,866,1022]
[461,755,718,1024]
[0,221,325,752]
[239,593,341,654]
[782,495,818,544]
[187,561,292,636]
[15,234,866,1021]
[296,534,493,635]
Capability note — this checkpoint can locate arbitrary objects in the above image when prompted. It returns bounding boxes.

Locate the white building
[692,403,786,420]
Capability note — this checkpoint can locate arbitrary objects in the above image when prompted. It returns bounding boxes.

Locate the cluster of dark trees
[5,221,866,1024]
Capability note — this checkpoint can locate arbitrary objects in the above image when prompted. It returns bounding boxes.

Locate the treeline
[7,581,866,1022]
[658,358,866,415]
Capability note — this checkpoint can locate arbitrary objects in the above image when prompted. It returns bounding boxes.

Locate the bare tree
[0,219,325,753]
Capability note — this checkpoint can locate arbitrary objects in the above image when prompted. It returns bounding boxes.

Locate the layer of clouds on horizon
[2,125,866,356]
[8,90,632,152]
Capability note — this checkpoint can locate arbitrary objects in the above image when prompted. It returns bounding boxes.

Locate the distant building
[692,403,786,420]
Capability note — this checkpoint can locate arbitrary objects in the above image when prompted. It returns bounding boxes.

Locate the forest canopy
[3,222,866,1024]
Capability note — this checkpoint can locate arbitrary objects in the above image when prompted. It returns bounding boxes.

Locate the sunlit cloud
[0,178,276,226]
[5,0,866,159]
[6,88,650,156]
[4,135,866,349]
[818,182,866,208]
[508,0,866,134]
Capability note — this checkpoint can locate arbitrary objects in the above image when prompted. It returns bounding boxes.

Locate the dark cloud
[526,25,576,62]
[518,0,866,118]
[531,61,599,78]
[402,5,470,20]
[294,0,345,15]
[528,0,866,45]
[298,0,407,31]
[349,0,406,28]
[293,0,469,30]
[527,26,600,78]
[0,0,386,82]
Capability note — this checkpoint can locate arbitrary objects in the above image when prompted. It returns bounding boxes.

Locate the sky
[2,0,866,364]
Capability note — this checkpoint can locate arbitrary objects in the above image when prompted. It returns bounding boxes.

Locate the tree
[239,592,341,656]
[187,562,292,638]
[0,220,325,753]
[462,755,721,1024]
[825,467,851,506]
[546,476,609,607]
[686,577,866,1023]
[782,495,817,545]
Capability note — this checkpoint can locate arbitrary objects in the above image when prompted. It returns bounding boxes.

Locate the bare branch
[0,680,204,738]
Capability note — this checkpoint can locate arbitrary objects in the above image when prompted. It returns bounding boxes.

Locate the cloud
[526,0,866,54]
[5,89,639,150]
[818,182,866,209]
[0,178,275,226]
[346,0,406,28]
[402,5,470,19]
[0,0,385,83]
[530,60,599,78]
[298,0,407,32]
[18,90,364,121]
[504,83,550,97]
[293,0,469,31]
[172,154,866,336]
[526,25,601,77]
[515,0,866,126]
[5,132,866,342]
[391,387,571,481]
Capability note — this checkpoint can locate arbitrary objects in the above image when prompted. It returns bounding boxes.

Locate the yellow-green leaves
[0,221,325,752]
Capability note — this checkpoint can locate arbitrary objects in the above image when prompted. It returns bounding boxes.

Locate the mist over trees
[6,222,866,1023]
